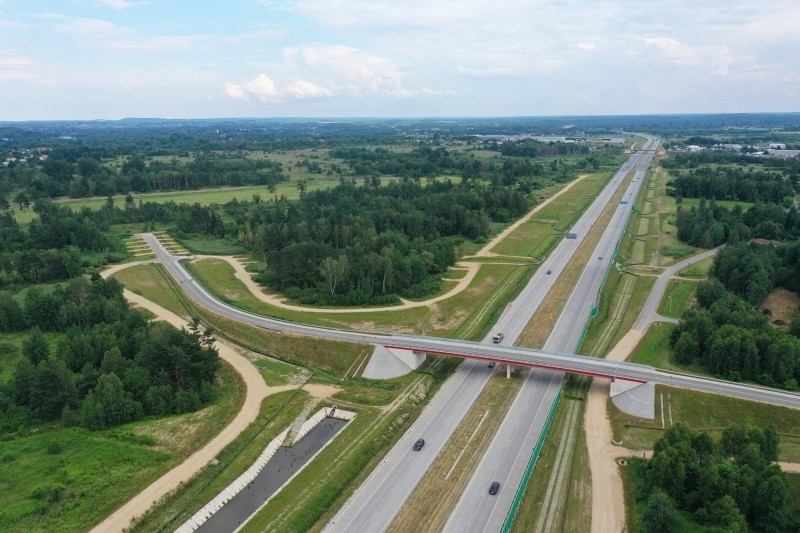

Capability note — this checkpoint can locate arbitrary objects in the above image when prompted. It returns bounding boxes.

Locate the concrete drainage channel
[176,407,356,533]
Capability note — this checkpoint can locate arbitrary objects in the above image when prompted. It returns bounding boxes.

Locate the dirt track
[191,254,481,313]
[92,270,290,532]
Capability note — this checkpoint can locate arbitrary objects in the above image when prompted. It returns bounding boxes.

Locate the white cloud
[225,74,331,103]
[0,54,40,81]
[456,65,516,79]
[224,82,247,100]
[95,0,141,9]
[241,73,280,102]
[50,16,201,53]
[284,79,334,99]
[643,37,700,67]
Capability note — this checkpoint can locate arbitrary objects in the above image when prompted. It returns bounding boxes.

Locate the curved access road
[139,227,800,415]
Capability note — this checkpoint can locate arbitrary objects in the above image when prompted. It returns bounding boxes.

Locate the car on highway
[413,438,425,451]
[546,269,552,274]
[488,361,495,368]
[488,481,501,495]
[492,332,504,343]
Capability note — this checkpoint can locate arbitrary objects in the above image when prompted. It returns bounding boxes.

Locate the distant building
[768,149,800,158]
[716,143,743,152]
[768,143,787,150]
[686,145,705,152]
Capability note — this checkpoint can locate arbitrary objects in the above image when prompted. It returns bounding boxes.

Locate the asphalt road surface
[139,137,800,531]
[142,232,800,408]
[444,142,656,532]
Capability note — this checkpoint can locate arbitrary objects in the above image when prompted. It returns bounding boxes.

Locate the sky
[1,0,799,120]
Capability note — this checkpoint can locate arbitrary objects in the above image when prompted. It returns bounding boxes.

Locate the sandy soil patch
[303,383,342,399]
[759,288,800,329]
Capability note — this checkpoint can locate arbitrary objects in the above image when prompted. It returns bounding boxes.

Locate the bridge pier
[506,364,511,379]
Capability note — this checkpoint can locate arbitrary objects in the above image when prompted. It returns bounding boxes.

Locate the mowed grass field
[657,279,699,318]
[490,171,613,258]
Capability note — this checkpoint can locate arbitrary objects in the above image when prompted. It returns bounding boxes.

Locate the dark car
[489,481,501,495]
[413,438,425,451]
[546,269,552,274]
[488,361,496,368]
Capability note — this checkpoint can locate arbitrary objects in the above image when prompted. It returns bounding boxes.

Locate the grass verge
[657,279,699,318]
[608,385,800,462]
[112,263,193,319]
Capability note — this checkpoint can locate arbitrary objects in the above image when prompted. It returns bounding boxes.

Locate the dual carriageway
[140,136,800,531]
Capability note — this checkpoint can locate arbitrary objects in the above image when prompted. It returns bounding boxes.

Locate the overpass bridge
[141,233,800,414]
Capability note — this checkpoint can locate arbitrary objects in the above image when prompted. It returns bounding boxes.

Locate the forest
[668,240,800,389]
[0,276,219,433]
[229,179,530,305]
[631,423,796,532]
[669,165,794,204]
[674,200,800,248]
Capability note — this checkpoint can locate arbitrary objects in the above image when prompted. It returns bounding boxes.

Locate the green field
[657,279,699,318]
[609,385,800,463]
[112,263,192,319]
[490,171,612,258]
[11,179,342,225]
[0,361,243,532]
[677,256,714,278]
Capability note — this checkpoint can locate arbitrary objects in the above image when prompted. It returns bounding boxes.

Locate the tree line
[632,422,795,532]
[1,152,289,200]
[669,165,795,204]
[0,276,219,433]
[675,199,800,248]
[0,201,122,290]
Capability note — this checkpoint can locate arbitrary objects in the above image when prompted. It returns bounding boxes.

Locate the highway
[139,137,800,532]
[445,141,656,532]
[143,147,651,533]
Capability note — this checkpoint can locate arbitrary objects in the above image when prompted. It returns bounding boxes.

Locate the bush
[0,450,16,463]
[46,441,63,455]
